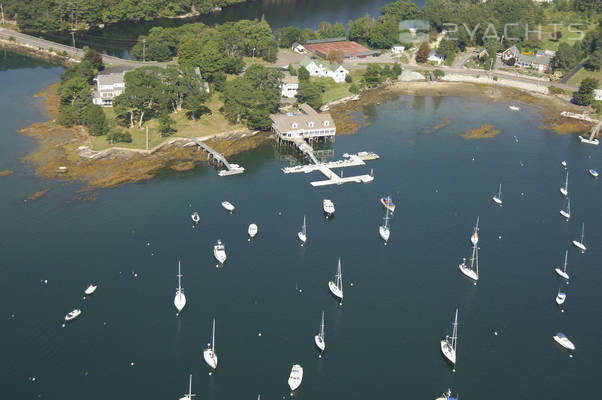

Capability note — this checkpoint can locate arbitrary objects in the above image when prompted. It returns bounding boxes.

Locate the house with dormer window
[270,103,336,140]
[299,57,348,83]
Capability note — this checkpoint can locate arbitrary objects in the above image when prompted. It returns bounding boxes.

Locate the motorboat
[203,319,218,369]
[84,284,97,295]
[328,258,343,301]
[589,168,599,178]
[221,201,235,212]
[248,223,258,239]
[572,223,586,251]
[298,216,307,244]
[65,308,82,321]
[213,240,227,264]
[435,389,458,400]
[509,105,520,111]
[191,212,200,223]
[556,289,566,305]
[174,261,186,313]
[380,196,396,213]
[288,364,303,391]
[492,183,502,205]
[559,198,570,220]
[553,333,575,351]
[314,311,326,353]
[440,309,458,366]
[560,170,568,196]
[323,199,335,217]
[554,250,570,280]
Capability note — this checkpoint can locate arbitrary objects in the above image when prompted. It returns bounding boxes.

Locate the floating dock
[190,138,245,176]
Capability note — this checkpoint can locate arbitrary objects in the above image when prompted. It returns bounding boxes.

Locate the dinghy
[589,168,599,178]
[509,105,520,111]
[191,212,200,223]
[380,195,396,213]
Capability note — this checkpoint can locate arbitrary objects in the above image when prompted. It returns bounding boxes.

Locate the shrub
[349,84,359,94]
[298,66,310,81]
[288,64,297,76]
[345,74,352,83]
[493,76,498,81]
[107,128,132,143]
[47,47,53,53]
[8,36,15,42]
[549,86,568,95]
[433,69,445,78]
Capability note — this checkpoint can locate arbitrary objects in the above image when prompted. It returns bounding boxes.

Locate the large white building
[92,69,129,107]
[299,57,348,83]
[271,103,336,141]
[281,75,299,98]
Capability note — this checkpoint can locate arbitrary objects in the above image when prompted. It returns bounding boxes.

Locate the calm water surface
[1,52,601,400]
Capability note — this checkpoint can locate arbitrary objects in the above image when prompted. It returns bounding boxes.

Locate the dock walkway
[190,138,245,176]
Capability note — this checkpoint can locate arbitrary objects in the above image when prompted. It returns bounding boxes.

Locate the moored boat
[288,364,303,391]
[380,195,396,213]
[556,289,566,305]
[221,201,235,212]
[203,319,218,369]
[213,240,227,264]
[298,216,307,244]
[323,199,335,217]
[84,284,97,295]
[589,168,599,178]
[559,197,571,220]
[553,332,575,351]
[435,389,458,400]
[492,183,503,205]
[191,212,200,223]
[328,258,343,301]
[470,216,479,245]
[509,105,520,111]
[571,223,586,252]
[179,374,194,400]
[174,261,186,314]
[440,309,458,366]
[314,311,326,353]
[65,308,82,321]
[248,223,258,239]
[554,250,570,280]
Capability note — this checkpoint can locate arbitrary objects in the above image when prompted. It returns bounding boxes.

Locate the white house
[299,57,348,83]
[271,103,336,141]
[594,89,602,101]
[427,50,445,65]
[92,71,127,107]
[281,75,299,98]
[292,42,306,53]
[391,44,405,54]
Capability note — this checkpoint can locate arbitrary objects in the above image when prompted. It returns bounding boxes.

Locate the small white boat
[553,332,575,351]
[559,197,570,220]
[288,364,303,391]
[221,201,235,212]
[191,212,200,223]
[509,105,520,111]
[179,374,194,400]
[492,183,502,205]
[248,223,258,239]
[440,309,458,366]
[459,243,479,282]
[379,208,391,243]
[555,250,570,280]
[84,284,97,295]
[203,318,218,369]
[589,168,599,178]
[323,199,335,217]
[560,170,568,196]
[435,389,458,400]
[314,311,326,353]
[65,308,82,321]
[470,216,479,246]
[298,215,307,244]
[561,161,567,168]
[572,223,586,252]
[213,240,227,264]
[174,261,186,313]
[328,258,343,301]
[380,195,396,213]
[556,288,566,305]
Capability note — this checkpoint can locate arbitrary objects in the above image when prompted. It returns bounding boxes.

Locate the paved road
[0,27,167,68]
[560,60,587,84]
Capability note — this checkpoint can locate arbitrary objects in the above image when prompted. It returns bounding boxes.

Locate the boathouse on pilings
[270,103,336,145]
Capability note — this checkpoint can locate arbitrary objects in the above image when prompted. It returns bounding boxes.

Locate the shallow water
[1,53,601,400]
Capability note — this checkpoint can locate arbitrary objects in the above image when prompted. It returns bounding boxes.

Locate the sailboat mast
[498,183,502,198]
[565,171,569,191]
[563,250,568,272]
[211,319,215,352]
[320,311,325,338]
[303,215,306,235]
[452,309,458,350]
[188,374,192,399]
[337,258,343,295]
[178,261,182,292]
[581,223,585,242]
[475,244,479,275]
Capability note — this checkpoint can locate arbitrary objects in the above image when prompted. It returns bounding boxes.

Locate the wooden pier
[190,138,245,176]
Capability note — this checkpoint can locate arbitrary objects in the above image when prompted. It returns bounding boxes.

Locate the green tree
[296,81,323,109]
[392,62,402,77]
[585,49,602,71]
[572,78,600,106]
[368,16,399,48]
[83,104,109,136]
[275,26,306,48]
[380,0,422,22]
[416,42,431,64]
[288,64,297,76]
[348,14,375,44]
[363,64,383,87]
[298,66,310,81]
[552,42,578,70]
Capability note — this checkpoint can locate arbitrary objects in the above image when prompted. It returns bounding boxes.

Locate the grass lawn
[567,67,602,87]
[92,97,245,151]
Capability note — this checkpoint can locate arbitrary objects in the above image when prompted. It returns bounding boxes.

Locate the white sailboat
[440,309,458,366]
[248,223,258,239]
[553,333,575,351]
[288,364,303,391]
[572,223,587,251]
[203,318,218,370]
[470,216,480,245]
[435,389,458,400]
[492,183,502,205]
[297,215,307,244]
[555,250,570,280]
[179,374,194,400]
[328,258,343,301]
[379,208,391,243]
[560,170,568,196]
[559,197,571,220]
[561,161,567,168]
[314,311,326,352]
[459,243,479,282]
[556,288,567,305]
[174,261,186,314]
[213,240,227,264]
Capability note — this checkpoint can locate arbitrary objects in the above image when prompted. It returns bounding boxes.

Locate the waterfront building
[270,103,336,141]
[427,50,445,65]
[281,75,299,98]
[299,57,348,83]
[92,68,130,107]
[502,46,553,71]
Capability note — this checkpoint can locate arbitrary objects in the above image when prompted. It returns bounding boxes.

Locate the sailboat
[203,318,218,370]
[297,215,307,244]
[328,258,343,301]
[560,170,568,196]
[470,216,480,245]
[288,364,303,391]
[554,250,570,280]
[559,197,571,220]
[440,309,458,366]
[314,311,326,353]
[459,243,479,282]
[379,208,391,243]
[174,261,186,314]
[248,223,258,239]
[435,389,458,400]
[179,374,194,400]
[571,223,587,251]
[492,183,502,205]
[213,240,227,264]
[561,161,567,168]
[556,288,567,305]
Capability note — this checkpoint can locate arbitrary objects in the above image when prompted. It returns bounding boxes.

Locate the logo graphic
[399,20,430,44]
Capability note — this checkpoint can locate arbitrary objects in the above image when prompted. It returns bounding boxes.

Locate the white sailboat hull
[174,291,186,312]
[560,187,568,196]
[572,240,586,251]
[65,308,82,321]
[492,196,502,205]
[298,231,306,243]
[221,201,235,212]
[203,349,218,369]
[459,262,478,281]
[440,340,456,365]
[323,200,335,216]
[379,225,390,242]
[470,233,478,246]
[556,292,566,305]
[553,335,575,351]
[214,248,227,264]
[559,210,570,219]
[248,224,258,238]
[555,268,569,280]
[288,365,303,391]
[328,281,343,300]
[314,335,325,352]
